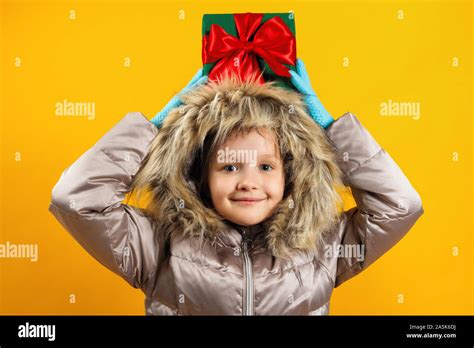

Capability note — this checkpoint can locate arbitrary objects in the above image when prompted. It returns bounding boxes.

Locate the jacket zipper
[241,227,254,316]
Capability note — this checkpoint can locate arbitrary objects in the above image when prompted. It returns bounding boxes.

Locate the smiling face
[207,128,285,227]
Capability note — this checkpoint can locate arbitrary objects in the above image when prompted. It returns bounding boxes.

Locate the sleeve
[48,112,162,292]
[324,112,424,287]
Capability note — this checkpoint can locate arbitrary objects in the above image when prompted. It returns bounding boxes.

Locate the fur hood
[130,74,345,259]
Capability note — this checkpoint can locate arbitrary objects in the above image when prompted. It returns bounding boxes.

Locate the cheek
[264,172,285,199]
[208,173,232,200]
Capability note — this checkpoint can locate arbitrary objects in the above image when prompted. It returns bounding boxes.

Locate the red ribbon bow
[202,13,296,84]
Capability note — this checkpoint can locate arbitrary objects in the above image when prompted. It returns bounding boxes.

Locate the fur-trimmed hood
[130,74,345,259]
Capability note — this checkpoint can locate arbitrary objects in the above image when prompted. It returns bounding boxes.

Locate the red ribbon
[202,13,296,84]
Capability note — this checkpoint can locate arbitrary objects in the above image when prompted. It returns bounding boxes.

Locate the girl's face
[207,128,285,227]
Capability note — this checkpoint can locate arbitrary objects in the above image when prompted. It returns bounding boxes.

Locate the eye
[260,164,274,171]
[223,165,238,172]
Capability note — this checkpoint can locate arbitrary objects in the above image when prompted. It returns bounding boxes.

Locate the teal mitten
[289,58,334,129]
[150,68,208,127]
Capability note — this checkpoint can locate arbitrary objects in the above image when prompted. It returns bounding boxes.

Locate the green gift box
[202,12,297,90]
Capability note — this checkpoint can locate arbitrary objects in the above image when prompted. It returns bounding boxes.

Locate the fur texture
[129,73,346,259]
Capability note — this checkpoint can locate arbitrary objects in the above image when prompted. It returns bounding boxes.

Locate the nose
[236,167,259,191]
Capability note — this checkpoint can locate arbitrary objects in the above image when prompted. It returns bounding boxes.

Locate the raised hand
[150,68,208,127]
[289,58,334,129]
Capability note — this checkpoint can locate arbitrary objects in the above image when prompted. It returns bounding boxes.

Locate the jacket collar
[225,220,265,235]
[218,220,267,248]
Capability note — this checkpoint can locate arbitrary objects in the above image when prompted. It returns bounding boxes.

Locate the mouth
[230,198,266,206]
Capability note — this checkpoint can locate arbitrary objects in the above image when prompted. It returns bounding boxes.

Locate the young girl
[49,60,424,315]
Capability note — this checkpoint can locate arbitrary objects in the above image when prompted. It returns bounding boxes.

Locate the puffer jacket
[48,111,424,315]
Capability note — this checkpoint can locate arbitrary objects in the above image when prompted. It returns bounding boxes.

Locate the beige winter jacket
[48,111,424,315]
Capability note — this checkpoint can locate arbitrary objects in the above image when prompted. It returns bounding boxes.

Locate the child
[49,62,424,315]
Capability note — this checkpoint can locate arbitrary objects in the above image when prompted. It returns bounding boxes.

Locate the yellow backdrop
[1,0,472,315]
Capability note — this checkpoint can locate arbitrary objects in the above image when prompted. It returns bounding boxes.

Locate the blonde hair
[129,72,347,259]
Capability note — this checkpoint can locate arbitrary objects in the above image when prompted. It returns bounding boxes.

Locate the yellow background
[1,0,472,314]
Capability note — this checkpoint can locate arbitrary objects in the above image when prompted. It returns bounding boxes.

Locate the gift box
[202,12,297,90]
